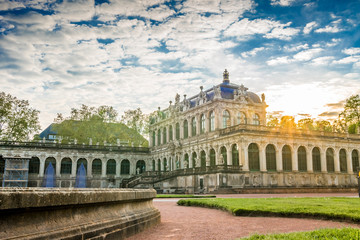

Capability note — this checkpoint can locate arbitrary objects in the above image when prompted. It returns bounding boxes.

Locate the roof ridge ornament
[223,69,229,83]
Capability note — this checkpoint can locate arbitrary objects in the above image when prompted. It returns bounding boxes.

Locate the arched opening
[352,150,359,173]
[106,159,116,175]
[120,159,130,175]
[157,129,161,145]
[282,145,292,171]
[232,144,239,166]
[163,158,167,171]
[326,148,335,172]
[60,158,72,174]
[209,111,215,131]
[253,113,260,125]
[169,125,173,141]
[175,123,180,140]
[77,158,87,173]
[200,150,206,170]
[163,127,167,144]
[222,110,230,128]
[192,152,197,168]
[184,120,188,139]
[210,149,216,166]
[184,154,189,168]
[220,146,227,166]
[29,157,40,174]
[136,160,146,174]
[191,117,197,136]
[0,155,5,175]
[157,159,161,172]
[266,144,276,171]
[339,149,347,172]
[298,146,307,172]
[92,159,102,175]
[152,160,156,171]
[200,114,206,134]
[44,157,56,174]
[312,147,321,172]
[248,143,260,171]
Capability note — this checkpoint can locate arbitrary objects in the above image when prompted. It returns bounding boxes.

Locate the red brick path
[126,193,360,240]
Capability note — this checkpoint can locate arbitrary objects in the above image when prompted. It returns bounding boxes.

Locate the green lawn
[240,228,360,240]
[177,197,360,222]
[156,194,216,198]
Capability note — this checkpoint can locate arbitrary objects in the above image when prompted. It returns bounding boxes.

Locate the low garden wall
[0,188,160,240]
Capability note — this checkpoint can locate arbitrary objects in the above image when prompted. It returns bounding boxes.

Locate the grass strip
[177,197,360,222]
[239,227,360,240]
[156,194,216,198]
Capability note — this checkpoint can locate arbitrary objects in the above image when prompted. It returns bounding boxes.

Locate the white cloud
[343,47,360,55]
[315,19,343,33]
[303,21,318,34]
[284,43,309,52]
[270,0,295,6]
[293,48,323,61]
[241,47,265,58]
[333,56,360,64]
[310,56,334,66]
[266,56,292,66]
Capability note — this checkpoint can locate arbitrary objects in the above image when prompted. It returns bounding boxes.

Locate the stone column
[306,147,313,172]
[180,121,184,139]
[166,126,170,143]
[214,108,220,130]
[259,144,266,172]
[196,115,201,135]
[205,114,209,133]
[243,143,249,171]
[226,145,232,165]
[55,157,61,177]
[71,159,77,178]
[334,148,340,173]
[347,149,353,173]
[276,146,282,171]
[188,117,192,138]
[292,146,298,172]
[320,147,327,172]
[116,159,121,177]
[101,160,107,178]
[39,156,46,177]
[149,130,153,147]
[189,152,193,168]
[87,159,93,178]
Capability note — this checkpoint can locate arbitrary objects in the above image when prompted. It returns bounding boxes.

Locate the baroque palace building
[147,70,360,193]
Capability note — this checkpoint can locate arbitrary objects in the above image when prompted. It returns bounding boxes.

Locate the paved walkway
[126,193,360,240]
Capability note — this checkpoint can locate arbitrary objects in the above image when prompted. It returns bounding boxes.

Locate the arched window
[248,143,260,171]
[157,159,161,172]
[326,148,335,172]
[232,144,239,166]
[298,146,307,172]
[266,144,276,171]
[29,157,40,174]
[352,150,359,173]
[169,125,173,141]
[121,159,130,175]
[253,113,260,125]
[200,114,206,134]
[92,159,102,175]
[210,149,216,166]
[184,154,189,168]
[222,110,230,128]
[163,127,167,144]
[44,157,56,174]
[157,129,161,145]
[106,159,116,175]
[192,152,197,168]
[339,149,347,172]
[77,158,87,172]
[282,145,292,171]
[200,150,206,169]
[0,155,5,174]
[152,160,155,171]
[239,112,247,124]
[176,123,180,140]
[152,131,155,146]
[220,146,227,166]
[163,158,167,171]
[61,158,72,174]
[312,147,321,172]
[209,111,215,132]
[136,160,146,174]
[191,117,197,136]
[184,120,189,139]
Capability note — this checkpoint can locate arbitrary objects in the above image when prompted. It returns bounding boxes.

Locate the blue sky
[0,0,360,130]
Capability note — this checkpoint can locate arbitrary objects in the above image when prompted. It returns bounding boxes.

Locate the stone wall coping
[0,188,156,210]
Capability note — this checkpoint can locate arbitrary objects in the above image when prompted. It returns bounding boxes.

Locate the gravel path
[126,193,360,240]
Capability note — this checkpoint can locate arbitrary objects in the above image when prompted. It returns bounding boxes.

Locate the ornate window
[136,160,146,174]
[248,143,260,171]
[45,157,56,174]
[312,147,321,172]
[191,117,197,136]
[157,159,161,172]
[29,157,40,174]
[175,123,180,140]
[200,114,205,134]
[298,146,307,172]
[192,152,197,168]
[266,144,276,171]
[282,145,292,171]
[163,158,167,171]
[209,111,215,131]
[220,146,227,166]
[210,149,216,166]
[237,112,247,124]
[253,113,260,125]
[91,159,102,175]
[61,158,72,174]
[77,158,87,172]
[232,144,239,166]
[184,154,189,168]
[106,159,116,175]
[184,120,188,139]
[222,110,230,128]
[339,149,347,172]
[352,150,359,173]
[200,151,206,169]
[121,159,130,174]
[326,148,335,172]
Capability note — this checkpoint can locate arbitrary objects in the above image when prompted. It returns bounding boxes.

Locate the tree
[338,95,360,133]
[0,92,40,141]
[120,108,147,136]
[314,120,333,132]
[280,116,296,129]
[266,115,279,127]
[297,118,315,131]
